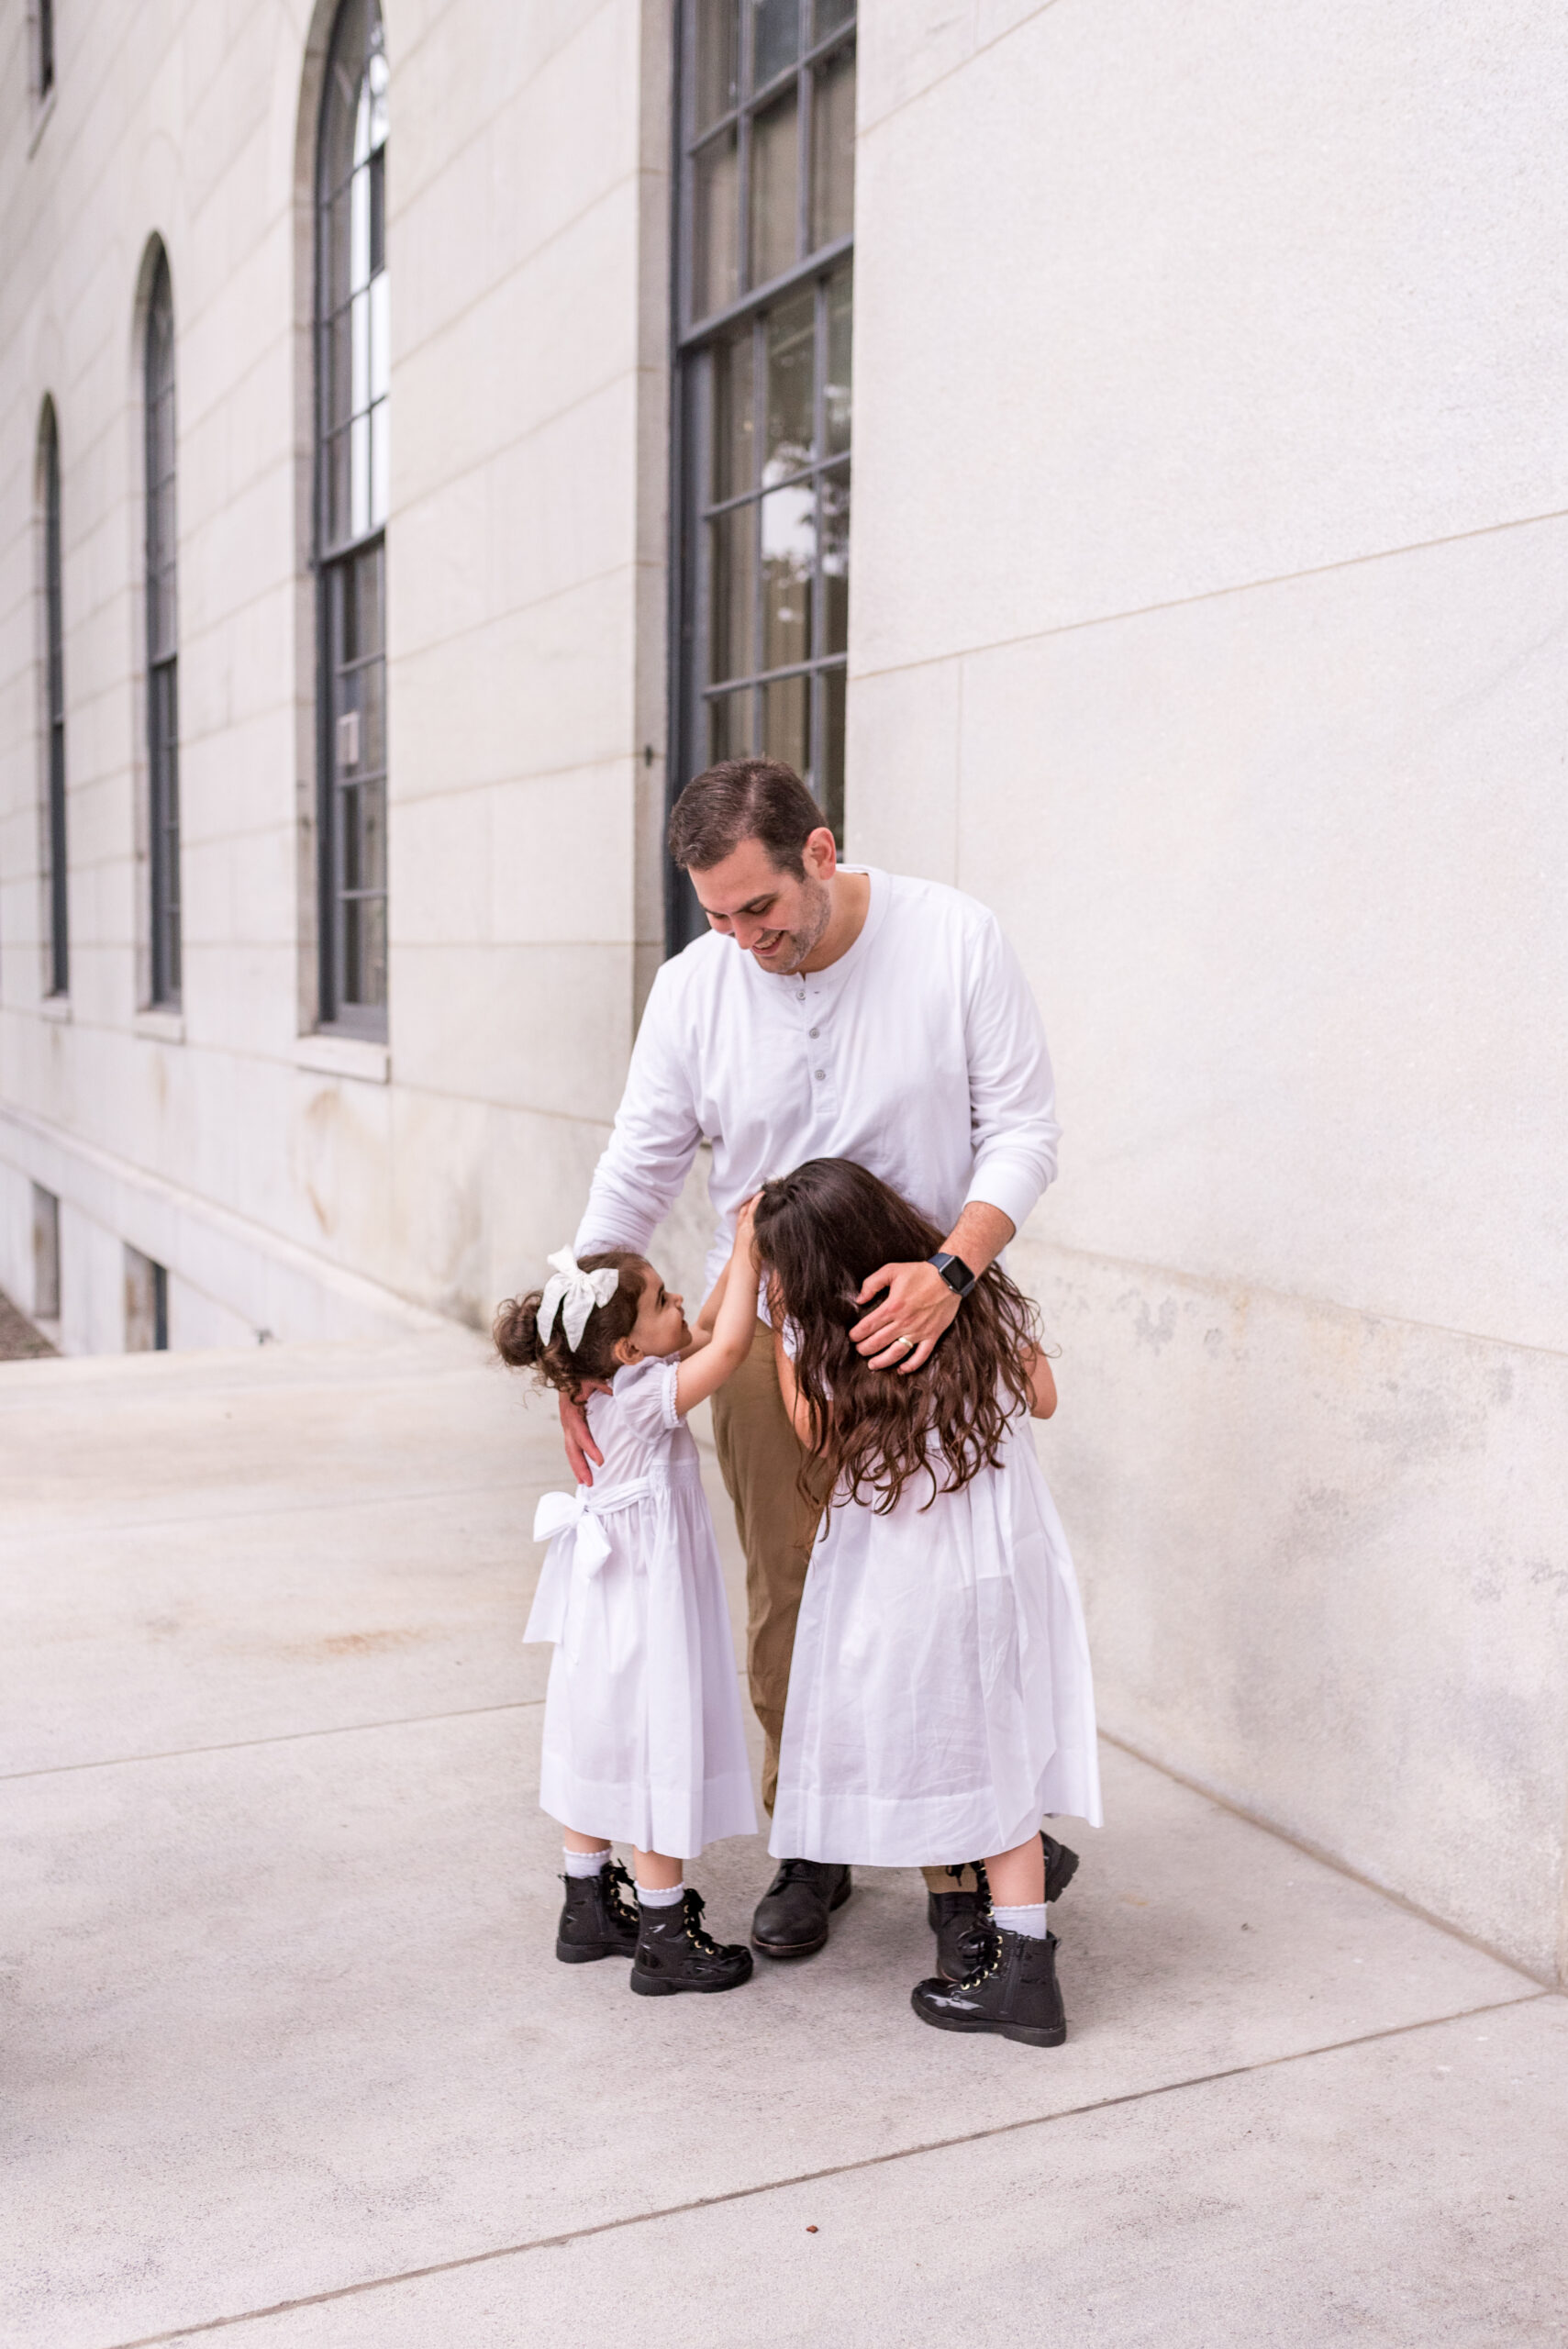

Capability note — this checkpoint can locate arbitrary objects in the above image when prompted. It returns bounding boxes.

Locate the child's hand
[733,1194,760,1260]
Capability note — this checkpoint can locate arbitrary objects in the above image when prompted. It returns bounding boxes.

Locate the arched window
[315,0,389,1032]
[143,245,181,1008]
[39,398,68,998]
[671,0,856,948]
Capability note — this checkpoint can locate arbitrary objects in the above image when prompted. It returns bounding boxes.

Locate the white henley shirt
[575,867,1061,1298]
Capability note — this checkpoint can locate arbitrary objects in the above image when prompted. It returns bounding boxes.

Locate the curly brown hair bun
[493,1251,644,1394]
[752,1160,1038,1513]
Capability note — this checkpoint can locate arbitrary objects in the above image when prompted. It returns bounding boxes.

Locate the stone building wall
[846,0,1568,1985]
[0,0,671,1350]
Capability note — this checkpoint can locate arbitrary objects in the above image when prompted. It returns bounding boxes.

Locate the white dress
[770,1412,1102,1867]
[524,1356,756,1857]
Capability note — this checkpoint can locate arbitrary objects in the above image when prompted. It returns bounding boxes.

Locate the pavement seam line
[0,1474,539,1545]
[91,1989,1555,2349]
[0,1701,546,1782]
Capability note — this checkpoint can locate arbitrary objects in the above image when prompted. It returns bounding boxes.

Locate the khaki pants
[710,1320,977,1896]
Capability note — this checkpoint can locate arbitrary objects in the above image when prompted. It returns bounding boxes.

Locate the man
[566,758,1072,1970]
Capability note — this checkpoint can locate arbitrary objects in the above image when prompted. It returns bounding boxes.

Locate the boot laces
[678,1888,723,1956]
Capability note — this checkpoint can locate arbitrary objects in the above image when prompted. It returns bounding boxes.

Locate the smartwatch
[929,1252,978,1299]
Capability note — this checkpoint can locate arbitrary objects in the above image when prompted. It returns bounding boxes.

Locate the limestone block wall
[847,0,1568,1982]
[0,0,670,1349]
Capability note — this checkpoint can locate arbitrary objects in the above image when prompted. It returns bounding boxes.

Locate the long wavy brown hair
[752,1159,1039,1514]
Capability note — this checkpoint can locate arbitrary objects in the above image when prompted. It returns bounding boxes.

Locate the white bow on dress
[537,1245,620,1352]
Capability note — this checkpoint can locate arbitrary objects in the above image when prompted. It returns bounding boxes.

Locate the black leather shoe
[927,1886,990,1983]
[911,1925,1066,2047]
[1040,1829,1080,1903]
[556,1859,640,1964]
[630,1889,753,1996]
[751,1859,851,1958]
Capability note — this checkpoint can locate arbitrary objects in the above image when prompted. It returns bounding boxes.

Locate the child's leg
[632,1846,684,1892]
[984,1833,1048,1936]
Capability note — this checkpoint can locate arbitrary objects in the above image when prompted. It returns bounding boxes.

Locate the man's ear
[803,825,838,881]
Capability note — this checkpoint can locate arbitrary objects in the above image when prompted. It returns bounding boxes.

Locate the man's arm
[573,962,705,1264]
[852,912,1057,1375]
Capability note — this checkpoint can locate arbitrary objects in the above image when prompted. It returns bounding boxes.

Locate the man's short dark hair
[666,758,826,876]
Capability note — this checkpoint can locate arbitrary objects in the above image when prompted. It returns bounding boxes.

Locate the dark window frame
[143,245,182,1009]
[39,399,68,997]
[312,0,389,1037]
[37,0,55,101]
[668,0,856,955]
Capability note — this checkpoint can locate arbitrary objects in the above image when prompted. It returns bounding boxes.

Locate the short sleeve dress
[769,1404,1102,1867]
[524,1356,756,1857]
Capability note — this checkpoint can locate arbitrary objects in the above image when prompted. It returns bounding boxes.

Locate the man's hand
[851,1261,961,1374]
[559,1386,605,1486]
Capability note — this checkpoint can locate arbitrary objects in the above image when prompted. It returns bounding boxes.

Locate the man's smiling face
[688,829,837,975]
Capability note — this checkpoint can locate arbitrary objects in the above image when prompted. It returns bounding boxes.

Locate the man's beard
[756,874,832,974]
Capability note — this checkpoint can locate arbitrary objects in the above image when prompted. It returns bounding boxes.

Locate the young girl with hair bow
[495,1208,762,1998]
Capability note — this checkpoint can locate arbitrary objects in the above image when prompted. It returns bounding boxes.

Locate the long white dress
[524,1357,756,1857]
[770,1411,1101,1867]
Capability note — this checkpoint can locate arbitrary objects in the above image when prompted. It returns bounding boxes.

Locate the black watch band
[929,1252,978,1299]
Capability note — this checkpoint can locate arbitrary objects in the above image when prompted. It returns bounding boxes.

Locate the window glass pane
[762,481,814,671]
[695,0,739,129]
[763,284,815,480]
[693,128,740,317]
[708,505,756,682]
[810,43,854,248]
[749,87,798,286]
[350,410,371,538]
[824,261,852,455]
[752,0,800,85]
[368,259,390,400]
[820,462,850,654]
[818,664,846,841]
[712,328,755,501]
[762,672,810,776]
[708,685,753,764]
[370,401,389,529]
[813,0,854,39]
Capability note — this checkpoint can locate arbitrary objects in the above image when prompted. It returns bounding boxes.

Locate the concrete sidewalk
[2,1332,1563,2349]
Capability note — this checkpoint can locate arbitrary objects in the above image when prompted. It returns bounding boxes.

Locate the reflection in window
[673,2,855,946]
[39,399,68,997]
[143,246,181,1008]
[315,0,389,1030]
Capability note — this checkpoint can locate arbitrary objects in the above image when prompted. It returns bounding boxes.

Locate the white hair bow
[537,1246,621,1352]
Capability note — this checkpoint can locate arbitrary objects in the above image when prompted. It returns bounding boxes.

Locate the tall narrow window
[671,0,856,948]
[144,248,182,1008]
[39,399,68,997]
[315,0,389,1033]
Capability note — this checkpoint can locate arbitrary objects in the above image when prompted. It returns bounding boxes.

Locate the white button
[808,1026,819,1038]
[815,1068,826,1080]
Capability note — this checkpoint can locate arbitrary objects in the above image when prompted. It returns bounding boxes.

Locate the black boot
[630,1889,753,1996]
[927,1875,992,1984]
[555,1859,640,1964]
[911,1924,1067,2047]
[751,1859,852,1958]
[927,1831,1079,1980]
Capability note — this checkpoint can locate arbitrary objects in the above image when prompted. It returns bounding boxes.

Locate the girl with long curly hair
[752,1158,1101,2048]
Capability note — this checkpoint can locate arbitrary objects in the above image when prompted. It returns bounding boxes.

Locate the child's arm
[772,1321,820,1449]
[687,1262,729,1352]
[673,1204,759,1417]
[1024,1347,1058,1419]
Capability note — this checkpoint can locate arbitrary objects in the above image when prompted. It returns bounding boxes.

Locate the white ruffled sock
[562,1845,610,1878]
[992,1901,1049,1940]
[636,1879,685,1907]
